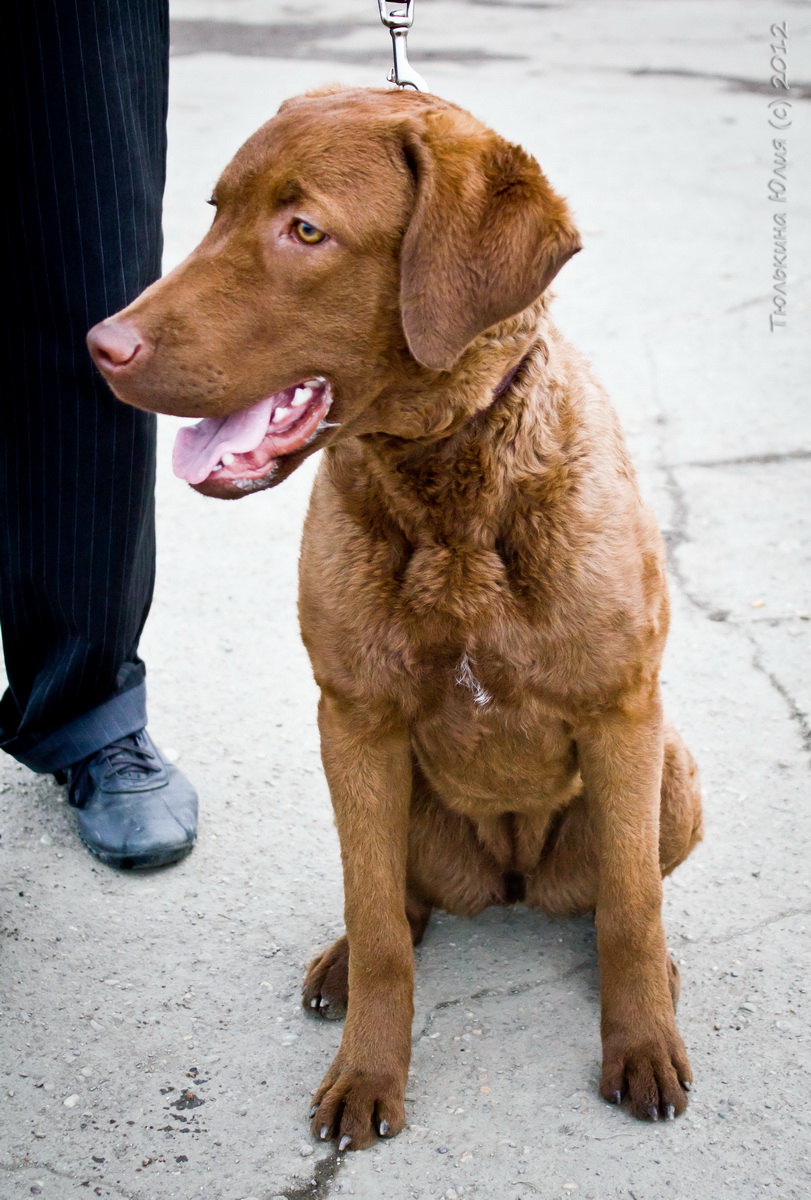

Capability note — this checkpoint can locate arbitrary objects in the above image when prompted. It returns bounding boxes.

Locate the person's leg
[0,0,196,867]
[0,0,166,770]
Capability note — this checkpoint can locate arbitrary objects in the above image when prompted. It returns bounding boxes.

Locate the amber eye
[292,219,327,245]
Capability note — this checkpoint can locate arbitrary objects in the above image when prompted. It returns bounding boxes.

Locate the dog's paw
[309,1056,405,1151]
[302,936,349,1020]
[600,1027,692,1121]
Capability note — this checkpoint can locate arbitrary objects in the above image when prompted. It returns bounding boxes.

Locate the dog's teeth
[291,386,314,407]
[273,405,290,422]
[221,452,235,466]
[212,462,223,471]
[302,376,324,387]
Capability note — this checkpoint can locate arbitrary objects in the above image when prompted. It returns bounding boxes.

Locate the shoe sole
[79,833,197,871]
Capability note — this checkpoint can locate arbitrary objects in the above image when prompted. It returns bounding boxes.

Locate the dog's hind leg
[404,761,507,918]
[302,889,432,1021]
[526,722,703,929]
[302,756,502,1023]
[302,937,351,1021]
[658,722,703,878]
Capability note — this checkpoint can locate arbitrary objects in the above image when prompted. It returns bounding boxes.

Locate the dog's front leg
[309,693,414,1151]
[577,689,692,1121]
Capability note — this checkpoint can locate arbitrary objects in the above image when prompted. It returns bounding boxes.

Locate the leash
[377,0,428,91]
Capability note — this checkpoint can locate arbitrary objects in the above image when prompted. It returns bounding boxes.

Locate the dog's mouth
[172,376,333,495]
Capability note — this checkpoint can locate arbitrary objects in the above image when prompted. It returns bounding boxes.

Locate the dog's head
[88,88,580,498]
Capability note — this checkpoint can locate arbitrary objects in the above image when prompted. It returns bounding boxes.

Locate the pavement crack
[647,344,766,624]
[732,612,809,625]
[170,19,364,60]
[648,340,811,758]
[747,637,811,757]
[169,18,524,65]
[416,958,593,1040]
[625,66,811,100]
[657,485,811,755]
[0,1159,137,1198]
[659,461,717,617]
[680,448,811,470]
[469,0,560,8]
[718,291,778,317]
[645,340,713,616]
[708,906,811,945]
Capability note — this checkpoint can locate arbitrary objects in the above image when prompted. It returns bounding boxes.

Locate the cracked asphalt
[1,2,809,1198]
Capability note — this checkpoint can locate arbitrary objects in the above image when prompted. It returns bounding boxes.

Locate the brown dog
[88,86,703,1152]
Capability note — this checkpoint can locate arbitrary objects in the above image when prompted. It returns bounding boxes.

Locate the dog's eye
[292,219,327,245]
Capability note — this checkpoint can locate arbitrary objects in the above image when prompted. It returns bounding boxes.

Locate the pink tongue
[172,395,275,485]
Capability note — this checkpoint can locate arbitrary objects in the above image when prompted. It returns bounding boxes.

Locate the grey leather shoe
[63,730,198,869]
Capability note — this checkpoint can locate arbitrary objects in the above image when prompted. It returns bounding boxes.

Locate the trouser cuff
[0,677,148,773]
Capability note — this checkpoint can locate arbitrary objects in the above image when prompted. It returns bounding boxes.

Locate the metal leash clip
[377,0,428,92]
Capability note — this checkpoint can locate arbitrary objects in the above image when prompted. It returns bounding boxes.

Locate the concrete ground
[1,1,809,1197]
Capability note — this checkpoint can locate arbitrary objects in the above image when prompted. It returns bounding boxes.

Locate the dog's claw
[319,998,329,1008]
[665,1104,675,1121]
[611,1090,622,1105]
[320,1125,330,1140]
[379,1119,390,1136]
[309,1104,318,1118]
[680,1080,691,1092]
[338,1134,352,1152]
[310,997,319,1008]
[647,1105,659,1121]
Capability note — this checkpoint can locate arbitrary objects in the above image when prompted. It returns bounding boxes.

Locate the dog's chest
[355,535,587,718]
[454,652,493,708]
[411,660,578,816]
[305,470,652,720]
[400,631,578,813]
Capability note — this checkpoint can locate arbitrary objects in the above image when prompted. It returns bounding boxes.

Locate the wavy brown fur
[88,86,703,1151]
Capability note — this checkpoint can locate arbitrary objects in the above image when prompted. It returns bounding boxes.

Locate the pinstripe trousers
[0,1,169,773]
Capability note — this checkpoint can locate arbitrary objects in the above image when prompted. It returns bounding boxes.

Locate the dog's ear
[400,113,581,371]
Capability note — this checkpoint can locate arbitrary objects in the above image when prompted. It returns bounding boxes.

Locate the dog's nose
[87,320,144,372]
